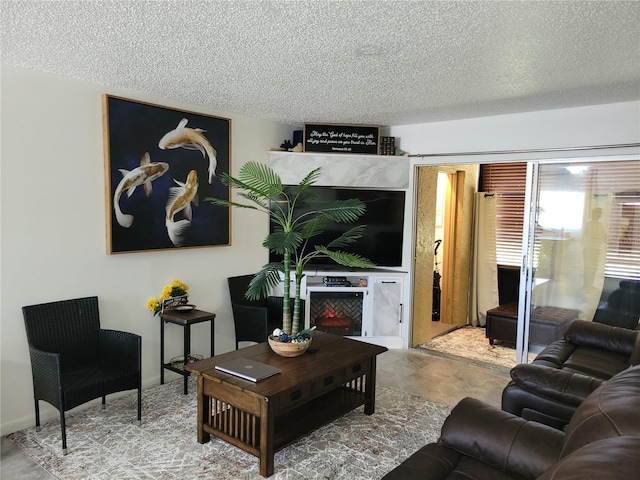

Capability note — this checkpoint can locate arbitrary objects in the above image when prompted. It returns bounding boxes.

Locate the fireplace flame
[324,308,336,318]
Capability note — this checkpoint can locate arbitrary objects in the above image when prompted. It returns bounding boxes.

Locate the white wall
[0,65,293,435]
[390,101,640,155]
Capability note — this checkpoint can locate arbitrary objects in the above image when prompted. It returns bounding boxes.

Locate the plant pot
[268,335,312,357]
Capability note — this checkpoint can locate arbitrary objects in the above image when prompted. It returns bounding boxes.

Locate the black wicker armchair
[22,296,141,454]
[228,274,304,349]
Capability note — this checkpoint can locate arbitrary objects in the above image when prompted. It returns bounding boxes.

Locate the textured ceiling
[2,1,639,126]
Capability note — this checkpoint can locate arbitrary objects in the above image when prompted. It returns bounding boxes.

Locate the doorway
[431,172,456,337]
[412,164,477,346]
[411,149,640,370]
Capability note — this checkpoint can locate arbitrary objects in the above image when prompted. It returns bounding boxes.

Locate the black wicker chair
[22,296,141,454]
[228,274,305,349]
[594,280,640,330]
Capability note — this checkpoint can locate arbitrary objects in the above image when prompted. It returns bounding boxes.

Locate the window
[537,191,585,230]
[481,160,640,279]
[480,163,527,266]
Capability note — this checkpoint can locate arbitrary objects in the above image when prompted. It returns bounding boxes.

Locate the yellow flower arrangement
[147,279,189,315]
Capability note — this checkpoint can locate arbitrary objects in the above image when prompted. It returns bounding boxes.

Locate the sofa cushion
[440,398,563,479]
[530,320,635,378]
[538,436,640,480]
[561,364,640,457]
[531,342,629,379]
[509,365,603,406]
[560,345,630,379]
[563,320,637,356]
[381,443,517,480]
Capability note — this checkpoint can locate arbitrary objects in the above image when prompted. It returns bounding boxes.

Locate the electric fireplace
[308,291,364,336]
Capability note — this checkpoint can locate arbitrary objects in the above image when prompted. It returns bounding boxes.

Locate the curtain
[470,193,500,326]
[579,203,611,320]
[531,164,612,321]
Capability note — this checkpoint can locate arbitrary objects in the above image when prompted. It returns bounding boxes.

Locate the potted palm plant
[207,161,374,351]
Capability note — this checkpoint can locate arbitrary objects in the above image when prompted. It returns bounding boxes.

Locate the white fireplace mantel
[267,150,412,349]
[268,151,410,189]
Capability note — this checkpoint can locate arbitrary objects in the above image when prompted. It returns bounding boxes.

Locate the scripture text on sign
[303,123,380,154]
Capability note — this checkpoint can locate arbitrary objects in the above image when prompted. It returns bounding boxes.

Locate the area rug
[7,378,451,479]
[418,326,535,369]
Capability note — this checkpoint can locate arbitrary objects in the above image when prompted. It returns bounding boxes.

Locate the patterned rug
[418,326,535,369]
[7,378,450,479]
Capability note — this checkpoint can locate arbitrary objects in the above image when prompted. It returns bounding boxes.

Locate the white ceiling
[2,1,639,127]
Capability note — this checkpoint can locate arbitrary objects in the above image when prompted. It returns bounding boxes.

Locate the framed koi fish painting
[103,95,231,254]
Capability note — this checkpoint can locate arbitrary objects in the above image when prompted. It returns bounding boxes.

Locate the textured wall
[413,167,439,345]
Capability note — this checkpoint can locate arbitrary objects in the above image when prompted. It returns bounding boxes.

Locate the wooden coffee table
[185,332,387,477]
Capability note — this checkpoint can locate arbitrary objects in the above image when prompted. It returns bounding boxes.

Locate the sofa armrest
[439,397,564,480]
[510,364,603,406]
[381,443,465,480]
[564,321,637,356]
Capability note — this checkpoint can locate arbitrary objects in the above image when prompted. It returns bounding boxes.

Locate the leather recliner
[502,320,639,429]
[382,364,640,480]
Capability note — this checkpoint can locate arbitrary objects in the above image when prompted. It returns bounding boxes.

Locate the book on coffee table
[215,358,281,382]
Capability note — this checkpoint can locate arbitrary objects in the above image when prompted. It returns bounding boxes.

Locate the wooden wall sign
[303,123,380,154]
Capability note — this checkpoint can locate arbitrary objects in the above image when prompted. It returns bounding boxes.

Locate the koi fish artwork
[158,118,218,184]
[113,153,169,228]
[165,170,199,247]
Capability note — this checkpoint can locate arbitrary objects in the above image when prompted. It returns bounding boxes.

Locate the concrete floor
[1,348,511,479]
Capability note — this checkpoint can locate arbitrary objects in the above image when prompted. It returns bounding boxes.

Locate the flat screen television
[269,186,405,268]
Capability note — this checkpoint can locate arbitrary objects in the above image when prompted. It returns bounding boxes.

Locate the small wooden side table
[159,308,215,394]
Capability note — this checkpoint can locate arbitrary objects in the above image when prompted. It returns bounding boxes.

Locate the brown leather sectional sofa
[502,320,640,429]
[382,364,640,479]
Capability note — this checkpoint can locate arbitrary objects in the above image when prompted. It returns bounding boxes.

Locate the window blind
[480,163,527,266]
[588,162,640,279]
[481,160,640,279]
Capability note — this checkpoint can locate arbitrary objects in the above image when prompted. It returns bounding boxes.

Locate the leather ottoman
[486,303,579,346]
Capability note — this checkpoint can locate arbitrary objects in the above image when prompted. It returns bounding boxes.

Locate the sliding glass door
[517,157,640,363]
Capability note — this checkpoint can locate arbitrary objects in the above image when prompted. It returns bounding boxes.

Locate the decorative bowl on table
[174,304,196,312]
[268,335,312,358]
